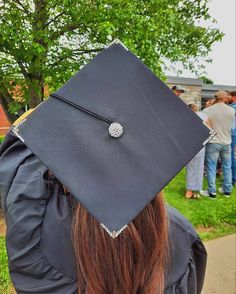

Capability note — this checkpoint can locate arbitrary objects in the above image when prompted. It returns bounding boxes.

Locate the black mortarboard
[12,41,214,238]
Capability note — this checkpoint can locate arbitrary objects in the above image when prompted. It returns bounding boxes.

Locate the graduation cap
[12,41,215,238]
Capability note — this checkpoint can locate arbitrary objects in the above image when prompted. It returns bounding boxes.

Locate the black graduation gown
[0,131,207,294]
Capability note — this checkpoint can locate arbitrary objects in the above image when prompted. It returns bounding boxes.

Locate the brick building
[167,76,235,108]
[0,105,11,135]
[167,76,203,108]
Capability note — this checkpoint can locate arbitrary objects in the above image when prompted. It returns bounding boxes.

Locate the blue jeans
[232,135,236,184]
[205,143,232,194]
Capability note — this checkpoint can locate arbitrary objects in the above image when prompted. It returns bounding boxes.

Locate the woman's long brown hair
[72,192,169,294]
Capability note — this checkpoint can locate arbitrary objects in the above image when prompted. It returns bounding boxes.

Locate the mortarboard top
[12,41,215,238]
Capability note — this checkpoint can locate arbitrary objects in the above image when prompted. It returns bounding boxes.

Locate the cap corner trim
[100,223,128,238]
[105,39,129,51]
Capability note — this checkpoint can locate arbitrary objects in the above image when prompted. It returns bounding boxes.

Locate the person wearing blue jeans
[232,135,236,185]
[205,143,232,195]
[201,91,235,199]
[229,91,236,185]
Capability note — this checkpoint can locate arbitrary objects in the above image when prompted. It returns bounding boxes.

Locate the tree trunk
[27,0,48,108]
[28,76,44,108]
[0,92,18,123]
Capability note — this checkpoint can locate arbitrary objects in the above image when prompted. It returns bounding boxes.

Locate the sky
[166,0,236,86]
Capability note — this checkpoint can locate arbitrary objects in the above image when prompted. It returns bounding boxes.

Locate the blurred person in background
[185,103,210,199]
[224,92,233,105]
[204,98,215,108]
[171,85,185,97]
[200,91,235,199]
[229,91,236,185]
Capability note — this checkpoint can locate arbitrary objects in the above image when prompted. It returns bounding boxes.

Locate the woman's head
[72,192,169,294]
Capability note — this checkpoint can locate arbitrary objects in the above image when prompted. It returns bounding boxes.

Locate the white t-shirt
[196,111,208,122]
[203,103,235,145]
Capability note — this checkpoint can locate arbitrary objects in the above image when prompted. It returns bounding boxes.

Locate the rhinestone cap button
[108,122,123,138]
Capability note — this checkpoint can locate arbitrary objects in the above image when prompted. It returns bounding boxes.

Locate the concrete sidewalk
[202,234,236,294]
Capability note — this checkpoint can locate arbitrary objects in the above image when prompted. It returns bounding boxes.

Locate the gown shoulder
[165,206,207,294]
[0,131,77,293]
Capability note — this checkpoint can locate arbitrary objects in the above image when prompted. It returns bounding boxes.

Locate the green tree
[200,76,214,84]
[0,0,223,122]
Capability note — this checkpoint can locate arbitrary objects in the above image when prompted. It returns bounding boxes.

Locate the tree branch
[48,47,104,67]
[16,60,30,79]
[0,47,30,79]
[10,0,31,15]
[43,12,65,28]
[72,48,104,54]
[0,48,12,56]
[50,24,82,41]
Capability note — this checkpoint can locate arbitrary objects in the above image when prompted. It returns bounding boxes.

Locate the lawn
[0,237,14,293]
[0,168,235,292]
[164,168,236,240]
[0,135,5,144]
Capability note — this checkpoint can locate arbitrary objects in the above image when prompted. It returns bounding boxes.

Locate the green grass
[0,135,5,144]
[0,168,235,292]
[164,168,236,240]
[0,237,14,293]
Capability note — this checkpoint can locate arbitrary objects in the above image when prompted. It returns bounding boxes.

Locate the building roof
[166,75,236,99]
[166,76,203,86]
